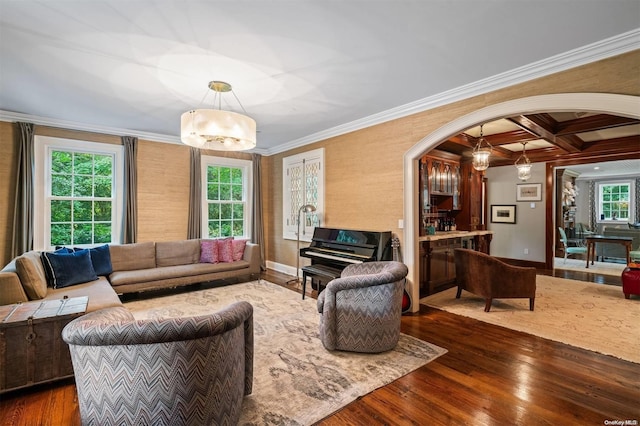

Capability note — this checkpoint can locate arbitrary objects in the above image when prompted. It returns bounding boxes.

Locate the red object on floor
[621,266,640,299]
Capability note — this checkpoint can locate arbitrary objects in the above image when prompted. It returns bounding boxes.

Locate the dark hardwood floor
[1,269,638,425]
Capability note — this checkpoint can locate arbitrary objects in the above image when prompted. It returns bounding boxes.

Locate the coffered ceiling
[440,112,640,170]
[0,1,639,155]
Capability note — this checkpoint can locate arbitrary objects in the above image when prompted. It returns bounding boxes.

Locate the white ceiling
[1,1,639,155]
[566,159,640,180]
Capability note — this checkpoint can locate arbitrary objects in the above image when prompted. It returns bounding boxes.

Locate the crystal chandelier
[515,141,532,181]
[180,81,256,151]
[472,124,492,171]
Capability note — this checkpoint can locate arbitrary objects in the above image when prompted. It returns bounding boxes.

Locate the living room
[1,2,639,424]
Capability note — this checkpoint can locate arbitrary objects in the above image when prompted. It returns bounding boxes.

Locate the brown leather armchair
[454,248,536,312]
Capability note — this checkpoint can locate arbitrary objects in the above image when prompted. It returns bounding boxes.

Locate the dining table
[584,234,633,268]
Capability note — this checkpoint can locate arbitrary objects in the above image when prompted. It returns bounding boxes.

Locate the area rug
[420,275,640,364]
[554,256,626,277]
[125,280,447,425]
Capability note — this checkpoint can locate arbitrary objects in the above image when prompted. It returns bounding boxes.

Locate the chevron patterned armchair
[317,261,408,353]
[62,302,253,426]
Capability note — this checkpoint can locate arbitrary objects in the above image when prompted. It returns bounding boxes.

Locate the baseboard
[266,260,297,277]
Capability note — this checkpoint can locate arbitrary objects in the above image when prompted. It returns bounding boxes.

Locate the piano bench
[301,265,342,299]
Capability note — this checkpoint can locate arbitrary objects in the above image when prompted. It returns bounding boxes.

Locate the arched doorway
[402,93,640,313]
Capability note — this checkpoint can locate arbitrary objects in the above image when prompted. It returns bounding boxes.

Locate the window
[34,136,124,250]
[283,148,324,241]
[598,181,632,221]
[201,156,252,239]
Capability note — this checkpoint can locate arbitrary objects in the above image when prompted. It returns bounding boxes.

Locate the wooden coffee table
[584,235,633,268]
[0,296,88,393]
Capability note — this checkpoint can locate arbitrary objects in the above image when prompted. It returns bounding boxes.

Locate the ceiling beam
[555,114,640,135]
[507,114,582,153]
[488,135,640,166]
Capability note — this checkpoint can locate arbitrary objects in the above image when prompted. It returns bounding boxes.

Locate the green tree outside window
[49,150,114,246]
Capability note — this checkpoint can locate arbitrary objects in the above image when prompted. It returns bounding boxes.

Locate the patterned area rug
[125,280,447,425]
[421,275,640,364]
[554,257,626,277]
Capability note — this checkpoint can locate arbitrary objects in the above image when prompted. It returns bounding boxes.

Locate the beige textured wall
[1,51,638,268]
[266,50,640,269]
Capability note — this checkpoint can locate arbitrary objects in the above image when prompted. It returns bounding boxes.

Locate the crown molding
[1,29,638,157]
[0,110,183,144]
[267,28,640,156]
[0,110,271,155]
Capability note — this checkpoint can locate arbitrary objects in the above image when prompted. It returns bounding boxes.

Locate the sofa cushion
[46,277,122,312]
[109,262,248,287]
[15,251,49,300]
[156,240,200,267]
[41,249,99,289]
[109,242,156,271]
[200,239,219,263]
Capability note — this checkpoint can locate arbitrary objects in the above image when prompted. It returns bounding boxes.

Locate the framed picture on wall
[491,205,517,224]
[516,183,542,201]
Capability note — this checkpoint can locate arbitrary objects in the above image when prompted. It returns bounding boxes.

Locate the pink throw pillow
[218,238,234,263]
[232,239,248,261]
[200,240,219,263]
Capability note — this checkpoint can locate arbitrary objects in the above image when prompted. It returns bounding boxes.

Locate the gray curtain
[11,122,35,258]
[122,136,138,243]
[187,147,202,239]
[252,153,266,270]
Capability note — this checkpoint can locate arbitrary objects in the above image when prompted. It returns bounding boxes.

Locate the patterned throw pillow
[200,239,219,263]
[232,239,248,261]
[218,238,234,263]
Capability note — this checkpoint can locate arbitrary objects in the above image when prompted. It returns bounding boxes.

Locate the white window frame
[597,179,635,223]
[34,136,124,250]
[283,148,324,241]
[200,156,253,239]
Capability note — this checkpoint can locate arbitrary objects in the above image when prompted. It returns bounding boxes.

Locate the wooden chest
[0,296,88,393]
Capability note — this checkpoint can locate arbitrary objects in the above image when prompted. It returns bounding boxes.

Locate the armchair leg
[529,298,535,311]
[484,299,492,312]
[456,286,462,299]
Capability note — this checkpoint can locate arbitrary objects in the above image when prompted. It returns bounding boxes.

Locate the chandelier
[472,124,492,171]
[515,141,532,181]
[180,81,256,151]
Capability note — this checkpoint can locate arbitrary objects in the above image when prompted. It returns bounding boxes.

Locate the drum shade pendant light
[472,124,492,171]
[181,81,256,151]
[515,141,532,181]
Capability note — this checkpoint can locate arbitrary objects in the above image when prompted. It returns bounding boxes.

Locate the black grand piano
[299,227,392,298]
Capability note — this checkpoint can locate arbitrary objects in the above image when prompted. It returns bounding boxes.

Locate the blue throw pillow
[42,247,72,286]
[87,244,113,276]
[41,249,98,289]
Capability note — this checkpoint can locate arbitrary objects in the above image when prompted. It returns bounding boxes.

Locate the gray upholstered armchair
[62,302,253,426]
[317,261,408,353]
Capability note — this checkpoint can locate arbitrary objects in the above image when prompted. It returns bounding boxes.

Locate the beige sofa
[0,239,261,312]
